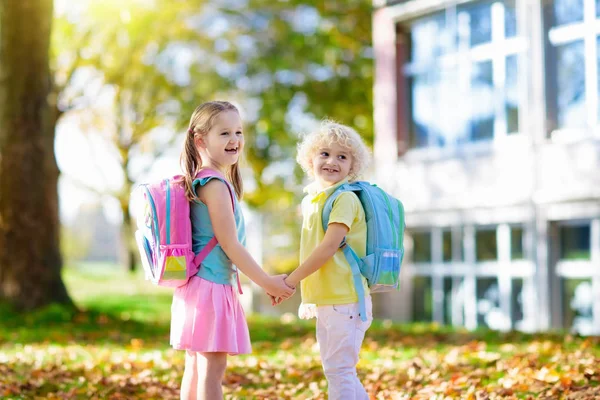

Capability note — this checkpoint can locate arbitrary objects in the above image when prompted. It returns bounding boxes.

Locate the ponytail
[227,162,244,200]
[180,129,201,201]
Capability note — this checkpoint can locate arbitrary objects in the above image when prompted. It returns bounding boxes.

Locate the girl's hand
[265,274,295,298]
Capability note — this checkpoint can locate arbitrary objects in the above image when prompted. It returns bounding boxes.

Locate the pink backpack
[134,169,242,291]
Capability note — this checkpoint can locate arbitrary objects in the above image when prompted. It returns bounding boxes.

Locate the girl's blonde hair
[180,101,243,201]
[296,120,370,181]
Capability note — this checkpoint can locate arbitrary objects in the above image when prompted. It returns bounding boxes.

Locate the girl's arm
[284,222,349,288]
[199,179,294,298]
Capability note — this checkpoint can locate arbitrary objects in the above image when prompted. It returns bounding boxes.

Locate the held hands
[269,276,296,306]
[265,274,295,301]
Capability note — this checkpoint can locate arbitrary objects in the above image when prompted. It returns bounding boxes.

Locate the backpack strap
[342,245,368,322]
[322,184,368,322]
[192,169,243,295]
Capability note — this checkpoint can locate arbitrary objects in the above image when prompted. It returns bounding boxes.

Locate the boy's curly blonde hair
[296,120,370,181]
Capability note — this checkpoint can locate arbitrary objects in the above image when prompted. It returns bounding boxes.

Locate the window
[560,224,591,260]
[545,0,600,132]
[442,230,453,262]
[476,278,502,329]
[404,0,522,149]
[412,276,433,321]
[412,231,432,262]
[552,219,598,334]
[511,226,524,259]
[561,278,594,335]
[476,227,497,261]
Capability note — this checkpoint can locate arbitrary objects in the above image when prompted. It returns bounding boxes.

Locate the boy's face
[311,141,353,188]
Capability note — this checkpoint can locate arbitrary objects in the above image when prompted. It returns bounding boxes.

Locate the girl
[282,120,372,400]
[172,101,294,400]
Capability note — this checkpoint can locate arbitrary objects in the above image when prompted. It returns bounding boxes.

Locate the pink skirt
[170,276,252,355]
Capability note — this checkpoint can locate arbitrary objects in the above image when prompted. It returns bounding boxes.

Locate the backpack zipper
[165,179,171,245]
[375,185,397,249]
[397,200,405,251]
[361,184,378,254]
[143,185,160,247]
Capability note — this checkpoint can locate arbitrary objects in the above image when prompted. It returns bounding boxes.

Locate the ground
[1,265,599,399]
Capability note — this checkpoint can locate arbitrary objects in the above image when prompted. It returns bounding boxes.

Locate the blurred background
[46,0,599,335]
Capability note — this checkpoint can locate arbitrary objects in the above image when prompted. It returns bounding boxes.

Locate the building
[372,0,600,334]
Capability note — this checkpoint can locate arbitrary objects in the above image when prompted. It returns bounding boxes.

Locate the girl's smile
[197,110,244,168]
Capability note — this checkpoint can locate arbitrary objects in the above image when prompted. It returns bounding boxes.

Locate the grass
[1,264,599,399]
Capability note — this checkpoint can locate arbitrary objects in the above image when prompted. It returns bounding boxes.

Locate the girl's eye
[320,152,329,157]
[338,155,346,160]
[236,131,243,136]
[221,132,229,136]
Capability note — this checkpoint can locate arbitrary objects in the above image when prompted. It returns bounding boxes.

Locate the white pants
[316,295,373,400]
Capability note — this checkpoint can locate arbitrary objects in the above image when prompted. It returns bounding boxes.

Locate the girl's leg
[196,352,228,400]
[181,351,199,400]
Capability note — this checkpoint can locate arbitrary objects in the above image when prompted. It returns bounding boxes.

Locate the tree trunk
[0,0,73,310]
[121,200,137,273]
[119,178,137,273]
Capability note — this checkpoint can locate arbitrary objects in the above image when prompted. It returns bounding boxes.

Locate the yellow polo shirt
[299,180,368,305]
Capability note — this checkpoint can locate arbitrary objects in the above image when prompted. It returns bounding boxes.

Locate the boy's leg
[316,296,372,400]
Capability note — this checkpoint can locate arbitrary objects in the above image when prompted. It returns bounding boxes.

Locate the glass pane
[560,224,591,260]
[411,74,436,148]
[411,13,447,65]
[561,278,594,335]
[411,68,466,147]
[467,3,492,46]
[443,277,453,325]
[505,0,517,38]
[553,0,584,26]
[511,226,524,260]
[413,231,432,262]
[413,276,433,321]
[597,37,600,122]
[597,0,600,19]
[511,279,525,329]
[556,41,586,129]
[476,228,497,261]
[476,278,502,329]
[470,61,495,141]
[443,230,452,262]
[506,55,519,134]
[444,277,466,326]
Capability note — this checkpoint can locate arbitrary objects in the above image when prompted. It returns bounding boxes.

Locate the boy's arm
[284,222,349,288]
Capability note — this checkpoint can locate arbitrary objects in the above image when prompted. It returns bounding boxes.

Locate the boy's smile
[312,142,353,188]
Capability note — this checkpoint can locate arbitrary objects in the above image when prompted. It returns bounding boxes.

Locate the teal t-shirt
[190,176,246,285]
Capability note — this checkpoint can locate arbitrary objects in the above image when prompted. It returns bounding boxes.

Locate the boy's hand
[284,276,297,290]
[269,277,296,306]
[269,294,282,306]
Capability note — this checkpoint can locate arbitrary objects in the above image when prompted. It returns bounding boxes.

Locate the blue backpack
[322,181,405,321]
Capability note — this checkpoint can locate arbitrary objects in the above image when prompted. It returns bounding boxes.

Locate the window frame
[409,223,536,331]
[544,0,600,139]
[398,0,527,154]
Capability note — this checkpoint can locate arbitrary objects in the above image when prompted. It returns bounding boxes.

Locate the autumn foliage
[1,268,599,399]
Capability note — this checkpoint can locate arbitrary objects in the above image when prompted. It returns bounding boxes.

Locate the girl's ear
[194,136,205,149]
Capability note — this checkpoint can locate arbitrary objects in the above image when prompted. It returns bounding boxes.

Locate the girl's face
[311,141,353,188]
[196,110,244,169]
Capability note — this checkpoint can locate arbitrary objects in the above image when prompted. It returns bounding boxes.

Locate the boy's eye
[236,131,243,135]
[320,151,329,157]
[338,155,346,160]
[221,131,229,135]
